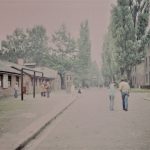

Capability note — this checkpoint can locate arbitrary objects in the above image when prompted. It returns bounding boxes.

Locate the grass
[131,88,150,93]
[0,97,24,112]
[0,97,25,135]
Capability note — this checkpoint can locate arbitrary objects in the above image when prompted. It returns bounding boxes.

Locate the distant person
[78,87,81,94]
[40,81,46,97]
[14,83,18,98]
[45,81,51,98]
[119,78,130,111]
[108,81,116,111]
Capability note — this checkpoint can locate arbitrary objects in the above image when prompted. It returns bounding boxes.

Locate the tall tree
[77,20,92,87]
[110,0,150,81]
[128,0,150,51]
[0,25,50,65]
[0,28,27,62]
[26,25,49,65]
[50,24,77,88]
[101,29,120,85]
[90,61,102,87]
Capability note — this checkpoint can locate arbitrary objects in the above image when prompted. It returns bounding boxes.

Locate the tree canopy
[101,0,150,83]
[0,25,49,65]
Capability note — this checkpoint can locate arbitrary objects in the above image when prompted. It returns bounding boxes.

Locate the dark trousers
[14,90,18,98]
[121,92,128,110]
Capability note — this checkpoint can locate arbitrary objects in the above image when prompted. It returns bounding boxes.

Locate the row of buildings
[131,48,150,88]
[0,59,74,97]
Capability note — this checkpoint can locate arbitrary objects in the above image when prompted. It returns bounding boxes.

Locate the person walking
[119,78,130,111]
[14,82,18,98]
[108,81,116,111]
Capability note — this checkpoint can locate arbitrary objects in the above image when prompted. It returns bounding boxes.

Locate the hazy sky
[0,0,116,66]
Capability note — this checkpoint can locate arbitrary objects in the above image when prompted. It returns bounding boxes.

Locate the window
[16,76,19,87]
[8,76,11,87]
[0,74,3,87]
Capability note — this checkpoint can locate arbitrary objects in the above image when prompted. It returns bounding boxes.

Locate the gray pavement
[23,88,150,150]
[0,90,77,150]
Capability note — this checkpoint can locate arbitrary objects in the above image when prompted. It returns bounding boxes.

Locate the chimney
[17,58,24,65]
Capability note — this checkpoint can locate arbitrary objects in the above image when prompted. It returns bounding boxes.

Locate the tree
[0,25,50,65]
[0,28,27,62]
[101,29,120,85]
[26,25,49,65]
[77,20,92,87]
[128,0,150,53]
[90,61,101,87]
[50,24,77,89]
[110,0,150,81]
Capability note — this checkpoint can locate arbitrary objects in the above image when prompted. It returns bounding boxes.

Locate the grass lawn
[0,97,24,135]
[131,88,150,93]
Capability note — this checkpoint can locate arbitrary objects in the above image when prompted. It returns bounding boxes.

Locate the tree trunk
[126,69,132,87]
[59,73,65,89]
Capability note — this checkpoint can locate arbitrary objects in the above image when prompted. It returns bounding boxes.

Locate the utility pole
[20,68,43,101]
[21,68,23,101]
[33,71,36,98]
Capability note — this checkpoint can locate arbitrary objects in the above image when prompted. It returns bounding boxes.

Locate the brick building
[131,48,150,88]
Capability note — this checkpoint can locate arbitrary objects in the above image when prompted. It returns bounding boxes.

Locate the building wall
[144,49,150,86]
[131,48,150,88]
[0,73,21,97]
[53,75,61,91]
[136,63,145,87]
[64,72,74,93]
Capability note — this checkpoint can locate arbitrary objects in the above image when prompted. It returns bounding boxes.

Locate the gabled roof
[3,61,42,77]
[34,67,58,79]
[0,60,58,79]
[0,61,20,75]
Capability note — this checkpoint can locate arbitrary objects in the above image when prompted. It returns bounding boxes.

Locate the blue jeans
[14,90,18,98]
[121,92,128,110]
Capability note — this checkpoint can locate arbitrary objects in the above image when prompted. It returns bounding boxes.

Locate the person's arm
[119,82,122,92]
[127,83,130,95]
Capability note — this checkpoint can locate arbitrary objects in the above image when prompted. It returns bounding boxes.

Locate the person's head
[120,77,124,82]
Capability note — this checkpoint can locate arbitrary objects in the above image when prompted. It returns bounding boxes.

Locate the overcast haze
[0,0,116,66]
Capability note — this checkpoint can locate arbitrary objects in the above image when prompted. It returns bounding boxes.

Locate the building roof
[0,61,20,75]
[0,60,58,79]
[34,67,58,79]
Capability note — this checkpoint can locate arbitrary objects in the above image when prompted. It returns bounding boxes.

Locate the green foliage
[101,29,120,84]
[109,0,150,80]
[1,28,27,62]
[90,61,102,87]
[26,25,49,65]
[76,20,92,87]
[0,25,50,65]
[50,24,77,72]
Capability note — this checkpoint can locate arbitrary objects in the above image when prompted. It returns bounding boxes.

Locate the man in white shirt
[119,78,130,111]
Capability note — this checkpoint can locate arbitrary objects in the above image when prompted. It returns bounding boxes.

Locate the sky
[0,0,116,66]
